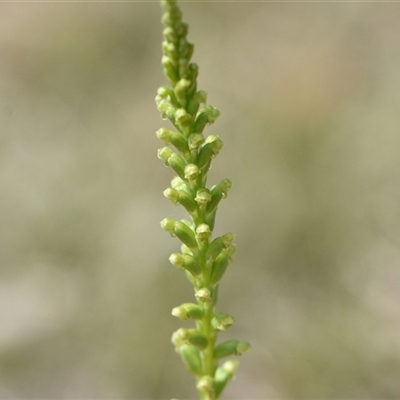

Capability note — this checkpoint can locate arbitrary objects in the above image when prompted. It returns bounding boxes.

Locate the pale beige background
[1,1,400,399]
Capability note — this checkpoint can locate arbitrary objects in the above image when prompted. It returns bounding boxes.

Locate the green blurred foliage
[1,2,400,399]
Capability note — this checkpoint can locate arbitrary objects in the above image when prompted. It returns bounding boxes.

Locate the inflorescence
[156,1,250,399]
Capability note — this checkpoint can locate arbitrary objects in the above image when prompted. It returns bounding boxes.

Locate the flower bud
[158,128,189,155]
[163,27,176,43]
[184,164,199,181]
[174,220,197,250]
[170,176,185,190]
[204,105,220,124]
[172,303,204,320]
[156,98,174,120]
[210,252,230,285]
[187,62,199,83]
[214,340,251,359]
[163,187,179,204]
[205,184,223,214]
[193,111,209,133]
[157,128,173,144]
[172,328,208,350]
[197,143,214,171]
[206,237,224,262]
[175,78,191,105]
[194,90,207,104]
[175,108,192,129]
[157,86,174,99]
[179,344,203,377]
[177,190,197,213]
[169,253,202,276]
[219,178,233,198]
[204,135,224,155]
[180,40,194,61]
[195,188,211,205]
[195,287,212,303]
[214,360,239,398]
[167,153,187,180]
[187,99,199,116]
[160,217,176,236]
[196,375,215,398]
[162,55,179,84]
[196,223,211,243]
[211,313,234,331]
[221,232,236,247]
[196,105,220,129]
[188,133,204,150]
[157,147,173,165]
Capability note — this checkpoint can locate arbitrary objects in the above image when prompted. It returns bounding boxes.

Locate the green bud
[162,41,177,58]
[162,55,179,84]
[195,106,220,131]
[206,210,217,232]
[157,147,173,165]
[214,360,239,398]
[184,164,199,181]
[196,375,215,398]
[177,21,188,38]
[210,252,230,285]
[169,252,185,269]
[211,313,235,331]
[225,244,236,257]
[174,220,197,250]
[172,303,204,320]
[175,108,192,129]
[204,135,224,155]
[156,128,173,144]
[180,41,194,62]
[194,90,207,104]
[187,99,199,116]
[219,178,233,198]
[179,344,203,377]
[175,78,191,105]
[187,62,199,83]
[163,27,176,43]
[188,133,204,150]
[221,232,236,247]
[155,97,174,120]
[206,237,224,262]
[177,190,197,213]
[163,187,179,204]
[205,184,223,214]
[195,287,212,303]
[157,86,175,99]
[172,328,208,350]
[197,143,214,171]
[170,176,185,190]
[170,132,190,155]
[167,153,187,180]
[193,111,209,133]
[195,188,211,205]
[203,105,220,124]
[160,217,176,236]
[214,340,252,359]
[157,128,189,155]
[180,243,192,255]
[196,223,211,243]
[169,252,201,276]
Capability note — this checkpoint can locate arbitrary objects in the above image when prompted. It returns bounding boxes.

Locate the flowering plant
[155,1,250,399]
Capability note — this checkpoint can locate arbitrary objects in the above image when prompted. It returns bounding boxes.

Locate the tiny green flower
[211,313,235,331]
[172,303,204,320]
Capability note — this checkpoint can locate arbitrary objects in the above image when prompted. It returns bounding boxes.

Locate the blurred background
[1,1,400,399]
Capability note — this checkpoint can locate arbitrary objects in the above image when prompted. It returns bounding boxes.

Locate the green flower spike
[156,0,250,398]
